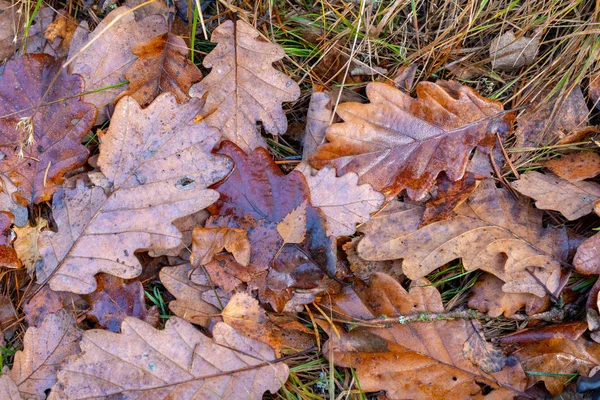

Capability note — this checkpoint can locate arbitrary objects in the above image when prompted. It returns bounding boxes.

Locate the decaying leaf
[159,263,226,327]
[421,172,479,226]
[36,94,233,294]
[83,274,155,332]
[358,180,568,297]
[10,310,81,400]
[310,81,512,200]
[189,20,300,152]
[498,322,600,395]
[149,210,209,258]
[573,233,600,275]
[117,33,202,107]
[0,212,18,269]
[320,273,526,399]
[489,31,539,71]
[0,173,28,227]
[511,171,600,220]
[222,292,315,356]
[0,54,97,204]
[468,273,548,318]
[43,9,78,57]
[297,164,385,237]
[302,89,332,160]
[23,286,67,328]
[13,218,47,276]
[0,0,20,61]
[544,152,600,182]
[49,318,289,399]
[342,236,403,281]
[67,6,167,122]
[0,372,21,400]
[200,141,336,311]
[191,227,251,267]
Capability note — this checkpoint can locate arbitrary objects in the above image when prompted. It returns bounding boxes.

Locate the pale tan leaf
[511,171,600,220]
[13,219,47,277]
[159,263,227,327]
[67,6,167,123]
[302,89,332,160]
[189,20,300,152]
[37,94,233,294]
[297,165,384,237]
[544,152,600,182]
[149,210,209,257]
[0,372,21,400]
[10,310,81,400]
[277,201,307,244]
[490,31,539,71]
[49,318,289,399]
[191,227,251,266]
[358,180,568,297]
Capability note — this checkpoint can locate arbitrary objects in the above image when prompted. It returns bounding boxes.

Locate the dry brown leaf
[489,31,539,71]
[468,273,548,318]
[23,286,67,328]
[43,10,77,57]
[149,210,209,257]
[310,81,512,200]
[0,212,18,269]
[277,201,307,244]
[49,318,289,399]
[13,218,47,276]
[222,292,315,357]
[302,89,332,160]
[342,236,403,281]
[67,6,167,123]
[511,171,600,220]
[191,227,251,267]
[544,152,600,182]
[0,0,19,61]
[297,165,385,237]
[117,33,202,107]
[189,20,300,152]
[498,322,600,395]
[159,263,226,327]
[358,180,568,297]
[36,94,233,294]
[320,273,527,399]
[10,310,81,400]
[0,54,97,205]
[421,172,479,226]
[0,174,28,227]
[573,233,600,275]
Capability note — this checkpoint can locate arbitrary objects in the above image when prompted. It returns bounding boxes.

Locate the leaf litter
[0,1,599,399]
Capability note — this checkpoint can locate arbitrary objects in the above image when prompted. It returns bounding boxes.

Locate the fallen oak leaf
[36,93,233,294]
[421,172,479,226]
[116,32,202,108]
[0,372,21,400]
[544,152,600,182]
[189,20,300,152]
[302,88,332,160]
[573,232,600,275]
[310,81,512,200]
[48,318,289,399]
[67,6,167,123]
[0,0,19,61]
[296,164,385,237]
[0,54,97,205]
[489,30,539,71]
[511,171,600,220]
[319,273,527,399]
[9,310,81,400]
[0,212,18,269]
[357,180,569,298]
[191,227,251,267]
[498,322,600,395]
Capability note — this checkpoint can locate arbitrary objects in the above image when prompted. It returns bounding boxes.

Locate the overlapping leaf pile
[0,4,599,400]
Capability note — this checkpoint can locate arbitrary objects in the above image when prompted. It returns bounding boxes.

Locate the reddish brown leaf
[573,233,600,275]
[310,81,512,200]
[23,286,66,328]
[44,10,78,58]
[83,274,154,332]
[50,318,289,399]
[0,54,97,204]
[200,141,336,311]
[544,152,600,182]
[0,211,18,269]
[191,227,251,267]
[421,172,479,226]
[117,33,202,108]
[189,20,300,152]
[319,273,527,399]
[468,273,548,318]
[498,322,600,395]
[358,180,569,297]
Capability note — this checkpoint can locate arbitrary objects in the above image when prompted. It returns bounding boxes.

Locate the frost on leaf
[36,94,233,294]
[310,81,512,200]
[189,20,300,152]
[0,55,96,204]
[358,180,569,297]
[319,273,526,399]
[49,318,289,400]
